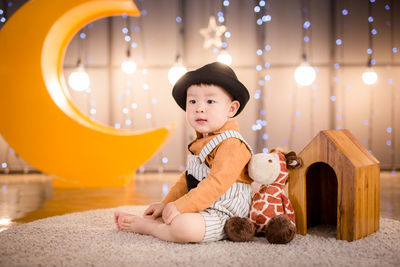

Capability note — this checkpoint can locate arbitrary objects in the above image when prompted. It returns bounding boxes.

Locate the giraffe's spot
[288,213,296,223]
[266,186,279,195]
[259,186,268,194]
[280,163,287,172]
[262,205,275,218]
[253,193,261,201]
[250,211,258,221]
[253,201,266,211]
[267,196,282,204]
[255,214,267,225]
[276,205,284,213]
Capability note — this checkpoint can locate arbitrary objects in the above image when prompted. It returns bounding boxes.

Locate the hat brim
[172,66,249,117]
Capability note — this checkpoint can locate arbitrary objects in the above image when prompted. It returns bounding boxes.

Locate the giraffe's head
[248,151,286,185]
[248,150,303,186]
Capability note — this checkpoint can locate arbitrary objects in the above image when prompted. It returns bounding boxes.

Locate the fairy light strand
[339,0,347,130]
[253,0,270,153]
[333,0,346,131]
[367,0,375,153]
[388,0,396,172]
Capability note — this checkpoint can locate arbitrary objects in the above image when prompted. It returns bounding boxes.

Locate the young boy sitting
[114,62,253,243]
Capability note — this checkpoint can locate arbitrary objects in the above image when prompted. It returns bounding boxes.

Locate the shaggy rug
[0,206,399,267]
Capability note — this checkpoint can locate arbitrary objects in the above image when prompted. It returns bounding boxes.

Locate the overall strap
[198,130,253,163]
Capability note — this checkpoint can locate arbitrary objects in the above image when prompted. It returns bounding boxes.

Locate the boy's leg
[115,211,164,229]
[120,213,205,243]
[114,211,133,229]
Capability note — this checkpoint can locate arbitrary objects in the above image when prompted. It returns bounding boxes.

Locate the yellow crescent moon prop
[0,0,176,187]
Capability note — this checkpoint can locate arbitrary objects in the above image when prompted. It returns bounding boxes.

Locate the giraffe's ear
[284,151,303,169]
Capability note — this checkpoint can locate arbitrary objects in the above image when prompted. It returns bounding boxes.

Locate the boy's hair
[172,62,250,117]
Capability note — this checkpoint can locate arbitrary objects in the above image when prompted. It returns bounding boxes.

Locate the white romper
[186,130,253,242]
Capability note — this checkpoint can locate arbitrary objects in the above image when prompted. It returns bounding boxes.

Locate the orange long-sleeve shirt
[162,120,253,213]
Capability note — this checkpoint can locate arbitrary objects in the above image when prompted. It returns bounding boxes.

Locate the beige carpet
[1,205,399,267]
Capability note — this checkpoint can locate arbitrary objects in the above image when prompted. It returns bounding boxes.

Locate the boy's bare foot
[114,211,133,229]
[120,215,162,235]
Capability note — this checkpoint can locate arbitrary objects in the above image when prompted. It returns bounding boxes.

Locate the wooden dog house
[288,129,380,241]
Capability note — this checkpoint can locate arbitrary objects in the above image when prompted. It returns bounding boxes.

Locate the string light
[0,8,6,23]
[217,50,232,66]
[362,67,378,85]
[121,58,137,74]
[387,0,396,172]
[362,1,378,85]
[215,1,231,65]
[121,16,137,75]
[68,64,90,92]
[168,1,187,86]
[252,0,270,152]
[295,61,316,86]
[68,29,90,91]
[295,1,316,87]
[168,60,187,85]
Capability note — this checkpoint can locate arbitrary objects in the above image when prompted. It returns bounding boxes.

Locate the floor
[0,171,399,232]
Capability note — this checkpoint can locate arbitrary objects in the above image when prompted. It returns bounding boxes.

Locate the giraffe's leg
[225,217,255,242]
[264,214,296,244]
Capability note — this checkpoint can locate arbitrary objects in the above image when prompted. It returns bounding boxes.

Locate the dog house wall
[288,129,380,241]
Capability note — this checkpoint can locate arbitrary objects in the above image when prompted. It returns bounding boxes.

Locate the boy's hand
[162,202,181,225]
[143,202,166,219]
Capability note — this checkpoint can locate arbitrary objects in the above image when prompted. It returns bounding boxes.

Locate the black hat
[172,62,250,117]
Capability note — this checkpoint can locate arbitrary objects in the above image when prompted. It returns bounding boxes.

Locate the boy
[114,62,253,243]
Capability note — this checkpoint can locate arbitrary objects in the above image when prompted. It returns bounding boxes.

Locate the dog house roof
[299,129,379,168]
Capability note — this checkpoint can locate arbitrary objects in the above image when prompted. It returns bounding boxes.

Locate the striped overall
[186,130,253,242]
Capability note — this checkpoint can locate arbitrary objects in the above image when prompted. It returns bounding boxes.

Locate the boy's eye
[207,100,215,104]
[188,100,196,104]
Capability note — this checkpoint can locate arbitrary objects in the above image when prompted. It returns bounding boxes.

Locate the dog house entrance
[306,162,338,229]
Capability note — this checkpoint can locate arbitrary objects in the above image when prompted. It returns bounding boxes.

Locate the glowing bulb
[121,59,137,74]
[294,62,316,86]
[217,50,232,66]
[168,62,187,85]
[68,67,90,92]
[362,68,378,85]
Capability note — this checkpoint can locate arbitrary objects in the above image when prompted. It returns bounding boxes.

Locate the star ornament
[200,16,227,49]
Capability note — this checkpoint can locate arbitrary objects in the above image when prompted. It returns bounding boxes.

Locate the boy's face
[186,84,240,135]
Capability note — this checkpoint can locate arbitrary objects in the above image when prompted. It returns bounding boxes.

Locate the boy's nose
[196,104,205,113]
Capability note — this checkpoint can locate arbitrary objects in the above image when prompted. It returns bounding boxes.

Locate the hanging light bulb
[362,67,378,85]
[362,3,377,85]
[294,60,316,86]
[217,50,232,66]
[121,50,137,74]
[295,3,315,87]
[68,61,90,92]
[121,59,137,74]
[168,56,187,85]
[362,54,378,86]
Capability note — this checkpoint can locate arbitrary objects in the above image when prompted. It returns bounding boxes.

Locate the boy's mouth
[196,119,207,124]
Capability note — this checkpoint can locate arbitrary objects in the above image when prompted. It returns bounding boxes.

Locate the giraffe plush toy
[225,150,302,244]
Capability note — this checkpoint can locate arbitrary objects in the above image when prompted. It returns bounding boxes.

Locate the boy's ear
[228,100,240,117]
